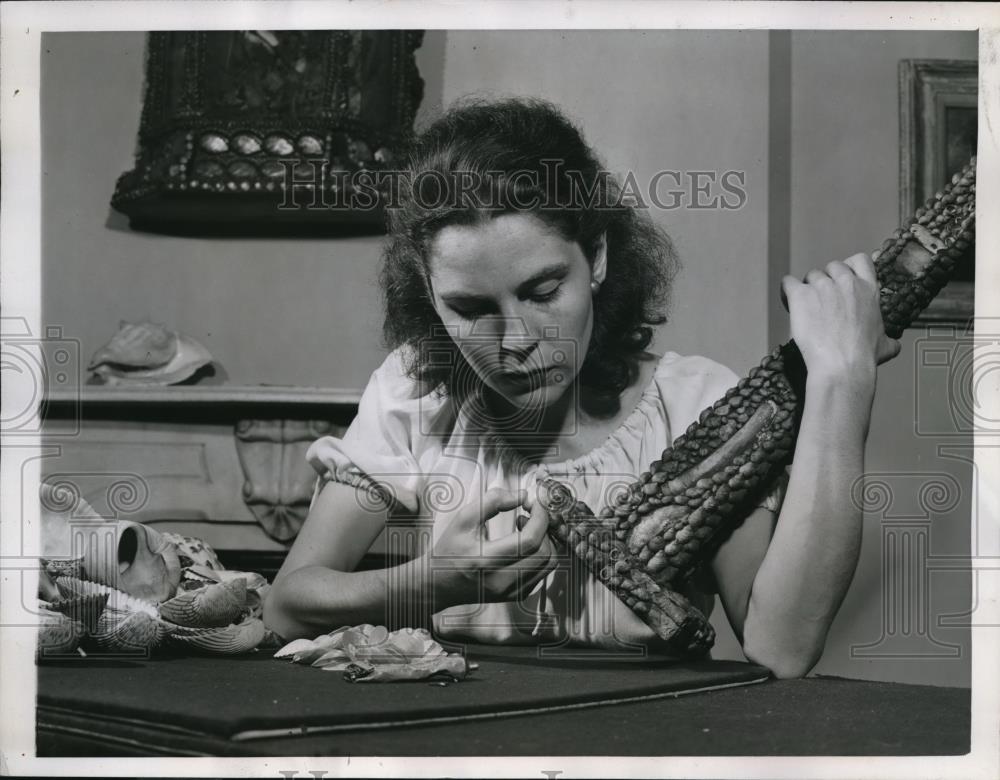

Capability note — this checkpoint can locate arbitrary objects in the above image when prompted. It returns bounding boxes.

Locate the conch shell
[80,520,181,604]
[89,321,213,386]
[159,579,247,627]
[88,320,178,370]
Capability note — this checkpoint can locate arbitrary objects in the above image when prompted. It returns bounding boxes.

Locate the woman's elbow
[262,580,307,643]
[742,635,820,679]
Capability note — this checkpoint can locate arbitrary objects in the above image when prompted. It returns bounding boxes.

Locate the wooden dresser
[41,385,363,577]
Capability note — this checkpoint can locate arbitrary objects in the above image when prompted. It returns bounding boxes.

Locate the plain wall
[784,30,977,687]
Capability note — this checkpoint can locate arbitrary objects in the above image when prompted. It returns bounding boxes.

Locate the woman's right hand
[428,487,558,607]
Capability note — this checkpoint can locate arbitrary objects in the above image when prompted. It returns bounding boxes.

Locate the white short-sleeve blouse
[306,347,784,651]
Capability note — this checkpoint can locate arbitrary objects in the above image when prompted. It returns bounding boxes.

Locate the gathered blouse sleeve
[305,348,447,515]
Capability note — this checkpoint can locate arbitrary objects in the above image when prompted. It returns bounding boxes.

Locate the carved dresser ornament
[234,419,343,542]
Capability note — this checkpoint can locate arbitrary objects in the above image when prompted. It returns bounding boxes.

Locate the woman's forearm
[264,557,438,641]
[741,367,876,678]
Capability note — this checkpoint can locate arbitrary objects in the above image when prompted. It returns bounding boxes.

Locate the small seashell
[228,161,258,179]
[93,607,166,652]
[159,579,247,628]
[233,133,262,155]
[167,617,266,654]
[261,160,288,179]
[200,133,229,154]
[274,638,316,660]
[297,135,323,155]
[265,135,294,156]
[88,321,178,371]
[193,160,225,179]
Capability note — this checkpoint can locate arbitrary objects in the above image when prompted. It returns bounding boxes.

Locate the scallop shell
[90,333,213,387]
[37,609,84,658]
[55,576,160,620]
[93,607,166,653]
[159,579,247,628]
[46,592,109,633]
[88,321,178,371]
[167,617,266,654]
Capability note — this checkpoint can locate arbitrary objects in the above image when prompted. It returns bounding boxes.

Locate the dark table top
[36,646,969,757]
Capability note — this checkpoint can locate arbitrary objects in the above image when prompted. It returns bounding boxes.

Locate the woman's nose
[495,309,539,364]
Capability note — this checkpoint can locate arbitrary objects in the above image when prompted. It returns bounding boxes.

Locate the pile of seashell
[37,500,271,659]
[88,320,215,386]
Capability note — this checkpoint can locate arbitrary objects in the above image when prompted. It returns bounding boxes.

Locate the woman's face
[427,212,605,412]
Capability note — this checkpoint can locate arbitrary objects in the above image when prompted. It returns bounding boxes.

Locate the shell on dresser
[88,321,178,371]
[159,578,247,628]
[166,617,266,654]
[90,332,214,387]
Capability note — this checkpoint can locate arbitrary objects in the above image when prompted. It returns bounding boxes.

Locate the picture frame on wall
[899,58,977,327]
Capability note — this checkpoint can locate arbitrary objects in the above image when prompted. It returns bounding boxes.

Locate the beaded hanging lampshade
[111,30,425,235]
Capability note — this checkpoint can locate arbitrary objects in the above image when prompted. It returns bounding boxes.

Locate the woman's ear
[592,232,608,285]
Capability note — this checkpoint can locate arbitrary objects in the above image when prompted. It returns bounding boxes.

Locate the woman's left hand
[782,253,901,380]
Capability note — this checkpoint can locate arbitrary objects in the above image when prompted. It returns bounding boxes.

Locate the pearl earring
[590,279,601,295]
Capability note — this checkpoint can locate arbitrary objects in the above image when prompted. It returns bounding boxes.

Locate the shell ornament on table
[88,320,215,386]
[38,506,273,658]
[47,574,269,656]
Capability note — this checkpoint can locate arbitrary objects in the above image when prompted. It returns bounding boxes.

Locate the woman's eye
[451,304,487,320]
[530,284,562,303]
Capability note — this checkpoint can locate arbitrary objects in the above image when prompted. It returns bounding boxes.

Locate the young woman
[263,97,900,678]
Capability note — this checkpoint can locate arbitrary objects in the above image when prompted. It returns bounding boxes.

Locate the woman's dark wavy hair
[380,96,679,418]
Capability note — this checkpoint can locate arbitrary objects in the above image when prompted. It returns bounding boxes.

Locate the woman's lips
[497,365,559,388]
